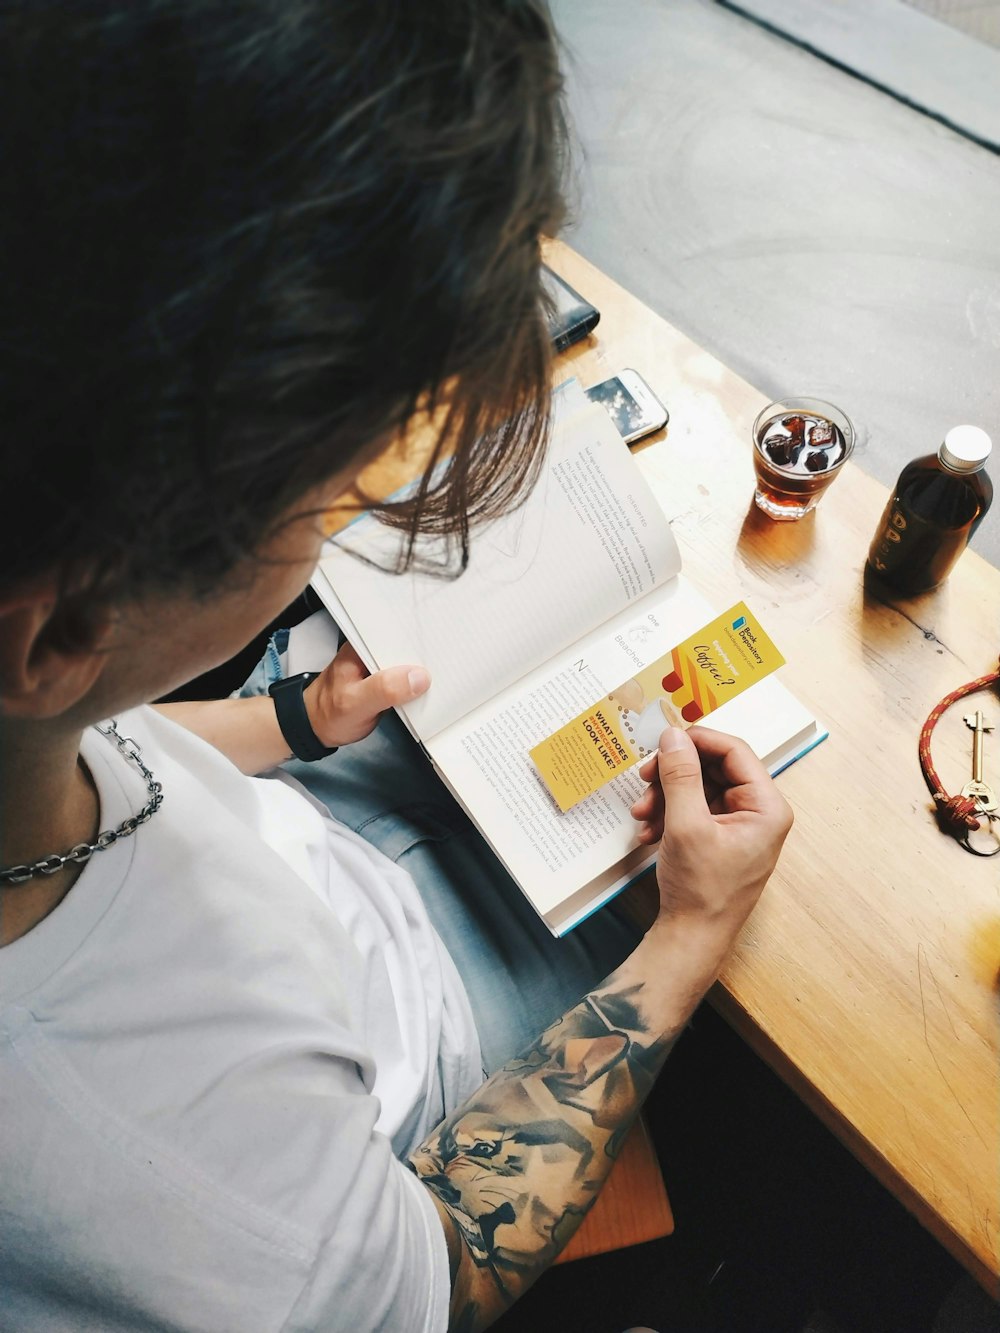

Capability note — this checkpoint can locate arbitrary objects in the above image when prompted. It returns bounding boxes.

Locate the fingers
[655,727,711,836]
[687,726,791,825]
[630,782,661,820]
[631,731,697,845]
[686,726,769,790]
[329,643,429,711]
[630,780,664,844]
[637,727,762,785]
[359,663,430,712]
[307,645,431,747]
[631,724,789,841]
[329,642,367,684]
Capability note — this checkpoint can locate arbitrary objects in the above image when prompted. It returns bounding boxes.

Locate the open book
[312,379,825,935]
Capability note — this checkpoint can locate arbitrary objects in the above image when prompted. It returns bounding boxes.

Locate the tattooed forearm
[408,974,680,1331]
[409,722,789,1329]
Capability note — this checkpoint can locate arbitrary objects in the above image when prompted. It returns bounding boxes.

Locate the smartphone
[585,369,669,445]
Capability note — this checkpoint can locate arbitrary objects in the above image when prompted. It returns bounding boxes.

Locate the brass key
[962,710,998,812]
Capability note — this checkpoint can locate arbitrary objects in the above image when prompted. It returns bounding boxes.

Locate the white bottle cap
[939,425,992,473]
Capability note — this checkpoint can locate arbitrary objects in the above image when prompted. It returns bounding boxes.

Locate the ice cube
[781,414,806,442]
[804,448,831,472]
[763,436,802,469]
[808,418,835,447]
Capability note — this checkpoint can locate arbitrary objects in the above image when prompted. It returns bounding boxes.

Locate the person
[0,3,793,1330]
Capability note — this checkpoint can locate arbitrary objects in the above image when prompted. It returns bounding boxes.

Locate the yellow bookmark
[530,602,785,812]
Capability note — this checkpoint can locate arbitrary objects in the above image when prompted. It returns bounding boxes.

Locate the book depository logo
[732,615,747,632]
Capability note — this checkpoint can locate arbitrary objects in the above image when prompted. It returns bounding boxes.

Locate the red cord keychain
[918,655,1000,857]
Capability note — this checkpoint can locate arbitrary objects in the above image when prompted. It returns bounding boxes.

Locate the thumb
[656,726,710,832]
[360,664,431,713]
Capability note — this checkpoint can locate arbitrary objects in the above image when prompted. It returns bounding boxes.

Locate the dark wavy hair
[0,0,566,610]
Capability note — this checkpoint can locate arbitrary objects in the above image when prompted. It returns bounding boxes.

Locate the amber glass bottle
[867,426,992,594]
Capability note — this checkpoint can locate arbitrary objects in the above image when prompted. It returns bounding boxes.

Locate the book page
[316,379,682,739]
[427,577,818,923]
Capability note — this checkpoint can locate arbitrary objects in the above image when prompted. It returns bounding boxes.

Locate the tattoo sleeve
[408,974,681,1332]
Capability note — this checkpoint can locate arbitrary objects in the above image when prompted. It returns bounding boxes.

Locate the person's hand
[630,725,792,935]
[302,642,430,748]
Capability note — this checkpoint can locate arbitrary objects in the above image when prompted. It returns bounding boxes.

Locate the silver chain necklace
[0,721,164,887]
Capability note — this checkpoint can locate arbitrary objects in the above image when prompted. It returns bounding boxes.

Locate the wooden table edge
[709,985,1000,1298]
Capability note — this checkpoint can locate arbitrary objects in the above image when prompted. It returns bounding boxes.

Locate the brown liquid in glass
[754,412,847,511]
[867,453,992,594]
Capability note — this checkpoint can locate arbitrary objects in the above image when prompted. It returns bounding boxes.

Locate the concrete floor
[550,0,1000,567]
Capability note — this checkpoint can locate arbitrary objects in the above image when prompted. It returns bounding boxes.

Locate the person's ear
[0,585,115,720]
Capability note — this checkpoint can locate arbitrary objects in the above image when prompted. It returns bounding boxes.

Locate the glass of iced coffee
[752,397,855,521]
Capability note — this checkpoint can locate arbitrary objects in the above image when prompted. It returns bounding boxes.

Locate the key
[962,710,998,812]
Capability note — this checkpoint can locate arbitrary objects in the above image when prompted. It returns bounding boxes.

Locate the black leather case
[541,263,601,352]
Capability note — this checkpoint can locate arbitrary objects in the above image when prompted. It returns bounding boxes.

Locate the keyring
[918,654,1000,857]
[961,809,1000,858]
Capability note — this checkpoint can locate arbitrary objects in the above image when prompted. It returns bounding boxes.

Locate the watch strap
[268,672,338,762]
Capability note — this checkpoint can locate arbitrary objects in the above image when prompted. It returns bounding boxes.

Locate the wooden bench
[556,1114,674,1264]
[557,877,673,1264]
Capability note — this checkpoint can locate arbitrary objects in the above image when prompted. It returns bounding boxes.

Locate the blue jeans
[241,628,641,1072]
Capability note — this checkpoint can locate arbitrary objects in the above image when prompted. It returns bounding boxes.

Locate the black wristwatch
[268,672,338,762]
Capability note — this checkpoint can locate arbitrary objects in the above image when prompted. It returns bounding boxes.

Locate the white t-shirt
[0,706,482,1331]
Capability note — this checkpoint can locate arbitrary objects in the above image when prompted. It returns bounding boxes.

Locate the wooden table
[544,239,1000,1295]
